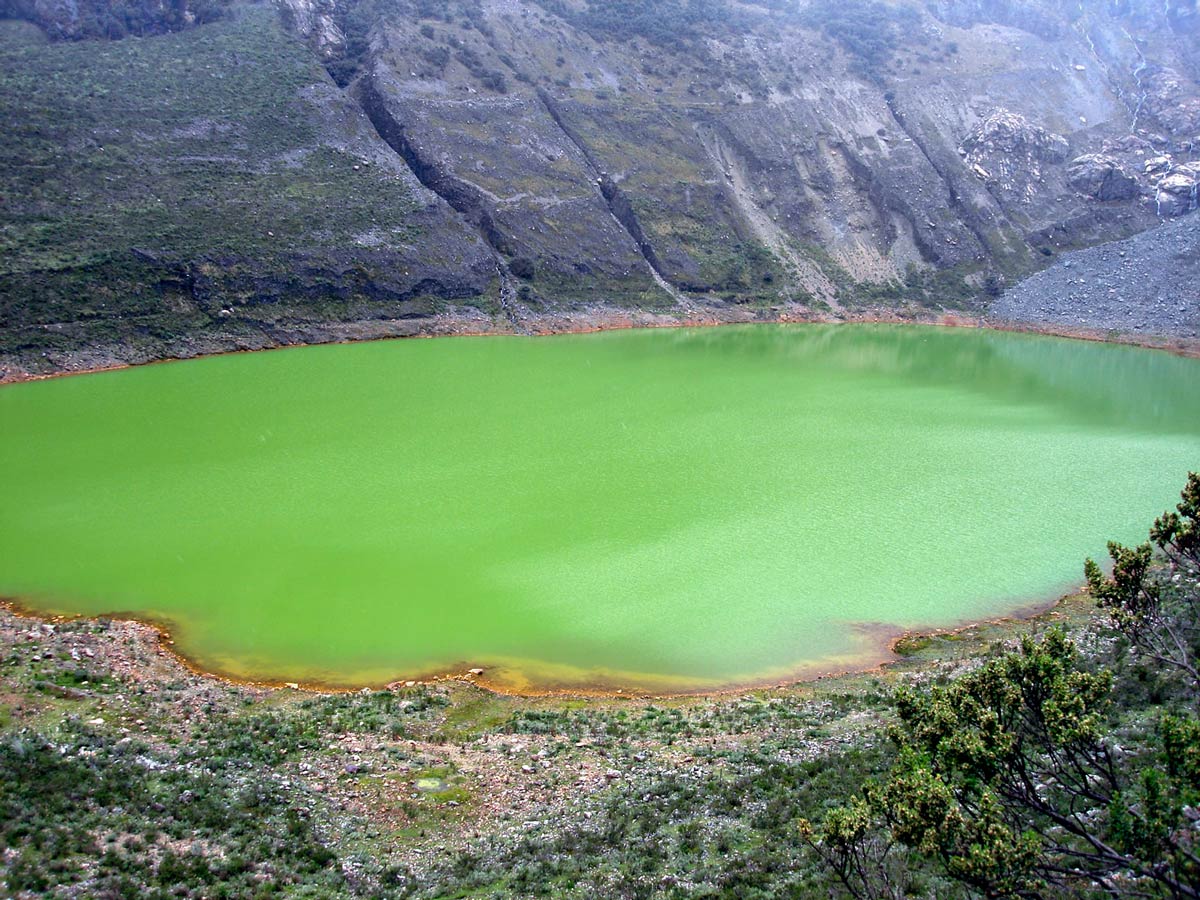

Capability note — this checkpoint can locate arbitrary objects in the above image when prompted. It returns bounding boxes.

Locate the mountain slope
[1,0,1198,376]
[0,7,496,371]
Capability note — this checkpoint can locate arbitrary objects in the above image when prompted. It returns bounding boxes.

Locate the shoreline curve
[1,588,1073,700]
[2,309,1198,387]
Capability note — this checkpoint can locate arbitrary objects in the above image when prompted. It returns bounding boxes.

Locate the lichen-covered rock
[1067,155,1140,201]
[961,110,1069,164]
[1155,170,1200,217]
[275,0,344,58]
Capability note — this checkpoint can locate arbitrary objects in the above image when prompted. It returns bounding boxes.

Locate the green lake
[2,324,1198,691]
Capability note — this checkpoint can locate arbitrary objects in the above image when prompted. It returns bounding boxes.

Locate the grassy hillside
[2,0,1195,374]
[0,5,487,367]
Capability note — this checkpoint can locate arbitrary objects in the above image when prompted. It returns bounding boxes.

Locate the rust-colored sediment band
[1,590,1072,700]
[2,313,1197,387]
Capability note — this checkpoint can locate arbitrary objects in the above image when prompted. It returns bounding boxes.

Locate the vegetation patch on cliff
[0,6,480,364]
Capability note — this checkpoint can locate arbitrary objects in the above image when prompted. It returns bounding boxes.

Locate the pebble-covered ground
[991,211,1200,339]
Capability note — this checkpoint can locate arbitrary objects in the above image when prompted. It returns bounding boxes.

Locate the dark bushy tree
[799,0,920,74]
[805,473,1200,899]
[0,0,233,40]
[1087,471,1200,699]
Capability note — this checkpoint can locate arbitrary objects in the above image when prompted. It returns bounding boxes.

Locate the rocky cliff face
[1,0,1198,375]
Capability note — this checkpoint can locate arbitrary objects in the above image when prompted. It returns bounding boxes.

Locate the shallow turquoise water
[1,325,1197,690]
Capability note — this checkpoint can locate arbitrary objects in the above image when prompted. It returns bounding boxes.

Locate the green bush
[0,0,233,40]
[799,0,920,74]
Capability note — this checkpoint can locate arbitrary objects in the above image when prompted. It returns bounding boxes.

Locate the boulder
[1155,171,1199,217]
[960,109,1070,207]
[1145,155,1174,175]
[1067,155,1139,201]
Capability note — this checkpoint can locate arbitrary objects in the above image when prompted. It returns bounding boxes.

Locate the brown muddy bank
[4,303,1198,386]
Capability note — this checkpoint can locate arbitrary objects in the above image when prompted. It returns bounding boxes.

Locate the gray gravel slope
[991,212,1200,338]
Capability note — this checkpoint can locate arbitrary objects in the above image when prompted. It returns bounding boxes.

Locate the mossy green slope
[0,6,493,369]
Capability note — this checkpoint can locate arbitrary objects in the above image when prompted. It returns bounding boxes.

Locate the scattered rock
[1145,155,1174,176]
[34,681,87,700]
[991,211,1200,337]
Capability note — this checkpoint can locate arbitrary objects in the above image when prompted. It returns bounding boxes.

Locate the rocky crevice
[356,76,514,259]
[536,88,683,303]
[493,262,525,333]
[354,73,527,330]
[882,93,1004,265]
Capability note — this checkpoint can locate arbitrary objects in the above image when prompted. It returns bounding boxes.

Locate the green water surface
[2,325,1198,690]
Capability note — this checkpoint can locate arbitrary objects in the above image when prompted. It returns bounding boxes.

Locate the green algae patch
[1,324,1198,691]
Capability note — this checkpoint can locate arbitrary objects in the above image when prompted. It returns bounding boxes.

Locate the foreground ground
[0,592,1104,898]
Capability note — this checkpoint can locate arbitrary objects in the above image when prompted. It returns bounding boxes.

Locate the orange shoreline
[2,307,1198,386]
[0,587,1074,700]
